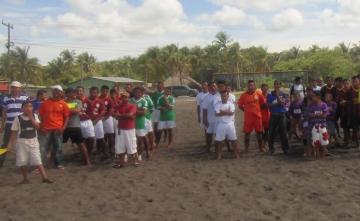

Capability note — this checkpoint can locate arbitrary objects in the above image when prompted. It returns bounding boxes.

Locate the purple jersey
[289,100,303,119]
[306,102,329,130]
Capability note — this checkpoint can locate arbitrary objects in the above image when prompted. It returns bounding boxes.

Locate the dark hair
[334,77,343,82]
[313,91,321,97]
[295,76,301,81]
[132,86,142,92]
[217,80,226,85]
[208,81,216,85]
[90,86,99,92]
[76,86,84,90]
[352,75,359,80]
[261,83,268,88]
[101,85,109,91]
[220,90,228,95]
[65,87,75,94]
[36,89,47,98]
[21,100,32,108]
[248,80,255,84]
[110,89,117,95]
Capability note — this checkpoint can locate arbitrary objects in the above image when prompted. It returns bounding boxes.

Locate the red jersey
[117,102,136,130]
[261,93,270,128]
[99,95,113,117]
[82,97,105,121]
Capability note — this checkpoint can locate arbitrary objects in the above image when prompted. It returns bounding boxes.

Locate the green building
[67,76,144,90]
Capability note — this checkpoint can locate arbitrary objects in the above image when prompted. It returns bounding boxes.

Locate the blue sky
[0,0,359,64]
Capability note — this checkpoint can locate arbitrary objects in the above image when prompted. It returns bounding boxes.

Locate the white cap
[10,81,22,88]
[51,85,63,92]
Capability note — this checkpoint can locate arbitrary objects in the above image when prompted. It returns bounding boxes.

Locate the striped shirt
[2,95,28,124]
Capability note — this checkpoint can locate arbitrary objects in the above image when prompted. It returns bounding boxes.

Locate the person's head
[343,79,351,90]
[110,89,117,98]
[201,81,208,92]
[334,77,343,88]
[65,87,76,100]
[36,89,48,101]
[352,76,360,89]
[10,81,22,96]
[260,83,268,94]
[21,100,33,115]
[325,92,333,103]
[274,80,282,90]
[217,80,226,92]
[89,86,99,99]
[220,90,229,103]
[133,86,143,99]
[247,80,256,93]
[100,85,109,97]
[157,81,164,92]
[325,76,334,87]
[51,85,63,100]
[120,92,130,103]
[293,92,301,101]
[208,81,217,94]
[311,79,317,87]
[226,85,232,93]
[165,87,172,96]
[306,87,314,98]
[76,86,84,97]
[125,83,132,93]
[317,79,323,86]
[312,91,322,103]
[294,77,301,85]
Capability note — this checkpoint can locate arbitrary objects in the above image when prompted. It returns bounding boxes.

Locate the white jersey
[292,84,305,100]
[201,93,218,123]
[229,93,236,104]
[196,92,209,123]
[214,100,235,124]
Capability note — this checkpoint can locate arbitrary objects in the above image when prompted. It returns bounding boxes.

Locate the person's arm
[29,114,40,129]
[197,105,201,123]
[7,131,18,151]
[237,96,244,111]
[0,107,6,133]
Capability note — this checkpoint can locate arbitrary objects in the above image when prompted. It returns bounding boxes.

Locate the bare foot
[19,179,30,185]
[43,178,53,184]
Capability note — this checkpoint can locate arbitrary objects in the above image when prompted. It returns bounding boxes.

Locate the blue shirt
[32,99,42,114]
[2,95,28,124]
[267,91,289,114]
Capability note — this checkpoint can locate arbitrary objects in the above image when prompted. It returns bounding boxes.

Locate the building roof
[90,76,143,83]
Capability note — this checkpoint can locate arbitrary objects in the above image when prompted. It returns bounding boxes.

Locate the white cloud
[199,5,247,26]
[5,0,25,4]
[319,1,360,28]
[272,8,304,31]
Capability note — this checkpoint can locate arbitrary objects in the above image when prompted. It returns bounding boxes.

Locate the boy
[325,92,338,146]
[9,101,52,184]
[142,88,156,151]
[306,91,329,159]
[99,85,115,156]
[260,84,270,150]
[202,82,218,152]
[32,89,48,114]
[130,87,150,159]
[214,90,240,160]
[158,87,176,148]
[151,82,165,145]
[63,88,91,166]
[288,92,303,141]
[113,92,139,168]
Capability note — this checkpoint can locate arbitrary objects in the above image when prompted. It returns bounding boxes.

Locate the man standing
[196,81,209,127]
[0,81,28,167]
[151,81,165,145]
[158,87,176,149]
[290,77,305,101]
[320,76,334,101]
[99,85,115,156]
[38,85,70,169]
[267,80,290,155]
[202,82,218,152]
[238,80,265,153]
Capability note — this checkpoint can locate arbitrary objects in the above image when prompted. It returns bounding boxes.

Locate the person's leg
[142,135,151,159]
[38,132,51,168]
[154,122,162,145]
[215,141,223,160]
[96,138,107,159]
[224,139,232,152]
[353,125,359,148]
[244,133,250,153]
[85,138,95,154]
[147,131,155,151]
[19,166,29,184]
[78,142,91,166]
[262,128,269,150]
[37,164,53,183]
[52,132,64,168]
[230,141,240,159]
[167,129,173,148]
[163,129,168,143]
[278,115,290,154]
[205,133,213,152]
[256,132,264,152]
[268,115,278,154]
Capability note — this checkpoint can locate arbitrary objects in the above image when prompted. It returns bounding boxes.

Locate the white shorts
[136,129,147,137]
[215,123,237,141]
[16,140,42,167]
[94,120,105,139]
[103,116,115,134]
[152,109,160,123]
[80,120,95,139]
[145,118,153,133]
[206,122,216,134]
[115,129,137,155]
[113,118,118,133]
[158,121,176,130]
[311,124,329,147]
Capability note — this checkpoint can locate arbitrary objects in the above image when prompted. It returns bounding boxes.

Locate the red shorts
[244,116,263,133]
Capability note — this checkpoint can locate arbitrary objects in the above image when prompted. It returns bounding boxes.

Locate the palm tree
[10,47,41,84]
[77,52,97,85]
[213,32,232,49]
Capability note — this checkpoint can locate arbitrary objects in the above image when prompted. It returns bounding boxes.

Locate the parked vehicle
[166,85,198,97]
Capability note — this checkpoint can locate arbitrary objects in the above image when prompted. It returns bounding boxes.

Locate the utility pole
[2,20,14,56]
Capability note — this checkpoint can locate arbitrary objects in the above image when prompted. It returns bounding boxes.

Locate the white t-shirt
[229,93,236,104]
[201,93,217,123]
[11,114,40,145]
[196,92,209,122]
[215,100,235,124]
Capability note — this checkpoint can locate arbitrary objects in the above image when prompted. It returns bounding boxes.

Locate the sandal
[57,165,65,170]
[112,164,124,169]
[43,179,53,184]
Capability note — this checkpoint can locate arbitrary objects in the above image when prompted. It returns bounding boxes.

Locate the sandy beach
[1,97,360,221]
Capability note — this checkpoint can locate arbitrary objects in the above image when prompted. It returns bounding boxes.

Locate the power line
[1,19,14,56]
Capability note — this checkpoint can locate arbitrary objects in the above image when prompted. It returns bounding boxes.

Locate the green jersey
[158,95,176,121]
[144,95,154,120]
[130,97,148,129]
[151,90,164,109]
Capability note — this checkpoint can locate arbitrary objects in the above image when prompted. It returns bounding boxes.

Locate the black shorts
[63,128,84,144]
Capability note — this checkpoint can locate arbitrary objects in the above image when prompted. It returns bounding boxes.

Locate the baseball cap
[10,81,22,87]
[51,85,63,92]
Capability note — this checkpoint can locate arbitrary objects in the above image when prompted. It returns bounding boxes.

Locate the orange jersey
[237,91,265,118]
[39,99,70,130]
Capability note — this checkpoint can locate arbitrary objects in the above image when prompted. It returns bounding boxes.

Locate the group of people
[0,81,176,184]
[196,76,360,160]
